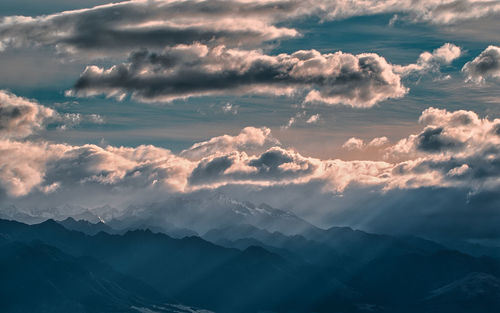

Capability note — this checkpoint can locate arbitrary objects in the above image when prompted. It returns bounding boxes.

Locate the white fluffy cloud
[368,136,389,147]
[1,92,499,198]
[0,90,105,138]
[0,90,56,138]
[462,45,500,83]
[181,126,278,160]
[1,124,376,196]
[342,137,364,150]
[385,107,500,189]
[0,109,496,197]
[395,43,462,75]
[0,139,195,197]
[306,114,320,124]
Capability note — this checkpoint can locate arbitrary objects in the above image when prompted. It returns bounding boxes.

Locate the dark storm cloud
[0,0,299,56]
[69,43,460,107]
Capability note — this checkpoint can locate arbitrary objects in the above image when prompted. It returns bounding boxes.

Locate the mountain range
[2,208,500,312]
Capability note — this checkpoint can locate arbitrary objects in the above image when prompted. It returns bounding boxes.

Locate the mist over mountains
[2,194,500,313]
[1,194,314,236]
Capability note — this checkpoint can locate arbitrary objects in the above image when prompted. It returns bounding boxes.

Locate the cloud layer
[0,0,496,58]
[0,0,300,57]
[69,43,460,107]
[2,91,499,199]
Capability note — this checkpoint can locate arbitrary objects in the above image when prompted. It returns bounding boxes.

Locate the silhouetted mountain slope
[0,239,165,313]
[351,250,500,306]
[422,272,500,313]
[0,219,354,312]
[3,218,500,313]
[438,239,500,259]
[211,237,303,263]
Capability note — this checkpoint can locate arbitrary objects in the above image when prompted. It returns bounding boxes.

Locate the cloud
[342,137,364,150]
[385,107,500,190]
[67,44,459,107]
[281,116,297,130]
[184,106,500,193]
[0,90,56,138]
[462,45,500,83]
[0,0,496,59]
[341,136,390,151]
[0,90,105,138]
[56,112,105,130]
[281,112,319,128]
[409,0,500,25]
[0,140,67,197]
[368,136,389,147]
[221,102,238,115]
[0,0,299,58]
[0,139,195,197]
[0,126,386,197]
[388,106,496,158]
[281,111,305,129]
[180,126,277,160]
[395,43,462,75]
[2,91,500,202]
[0,107,497,198]
[306,114,320,124]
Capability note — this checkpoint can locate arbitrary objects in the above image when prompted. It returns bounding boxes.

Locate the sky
[1,0,500,243]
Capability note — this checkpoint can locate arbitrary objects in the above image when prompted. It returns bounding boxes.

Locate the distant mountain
[55,210,199,238]
[0,205,47,224]
[59,217,115,235]
[204,223,448,269]
[108,217,198,238]
[29,204,104,223]
[0,204,106,224]
[204,224,348,265]
[2,195,314,239]
[112,194,315,236]
[302,226,446,264]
